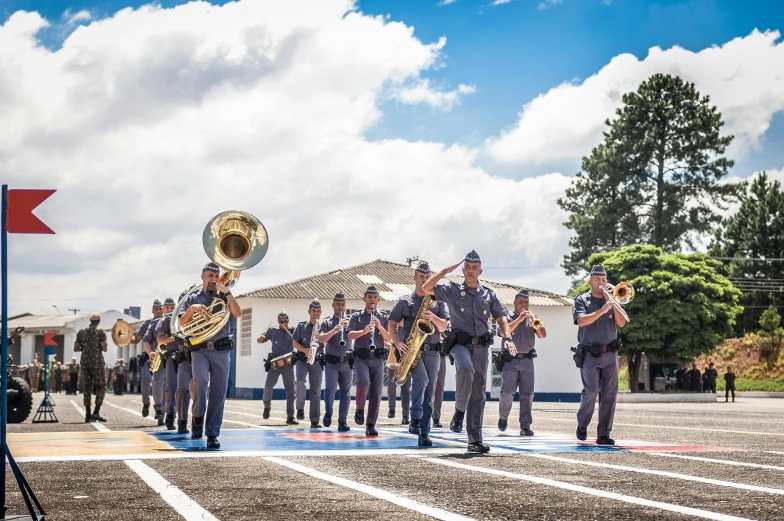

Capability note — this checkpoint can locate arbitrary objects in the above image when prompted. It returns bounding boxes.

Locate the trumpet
[368,304,376,349]
[600,282,635,323]
[339,313,346,346]
[526,314,543,330]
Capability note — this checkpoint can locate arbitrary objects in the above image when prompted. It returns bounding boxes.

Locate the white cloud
[491,0,513,5]
[538,0,563,10]
[1,0,573,316]
[485,30,784,165]
[390,80,476,110]
[63,9,92,24]
[437,0,459,5]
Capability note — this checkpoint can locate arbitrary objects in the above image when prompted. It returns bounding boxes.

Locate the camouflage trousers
[82,367,106,409]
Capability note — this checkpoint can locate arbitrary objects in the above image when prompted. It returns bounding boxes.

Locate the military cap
[309,299,321,309]
[364,285,379,296]
[515,289,529,299]
[203,262,221,273]
[163,297,176,306]
[89,312,101,321]
[590,265,607,277]
[415,261,432,274]
[333,292,346,302]
[278,309,289,319]
[464,250,481,263]
[152,299,163,308]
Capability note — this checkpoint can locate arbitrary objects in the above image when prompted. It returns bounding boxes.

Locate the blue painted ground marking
[149,427,722,454]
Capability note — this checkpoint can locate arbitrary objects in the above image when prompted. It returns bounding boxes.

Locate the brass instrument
[392,294,436,385]
[307,320,320,365]
[527,314,543,330]
[600,282,635,323]
[111,319,133,348]
[149,344,167,373]
[172,211,268,345]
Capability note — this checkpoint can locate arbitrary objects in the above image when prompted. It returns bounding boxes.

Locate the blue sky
[4,0,784,178]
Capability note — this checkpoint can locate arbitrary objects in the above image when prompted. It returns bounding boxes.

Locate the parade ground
[5,394,784,521]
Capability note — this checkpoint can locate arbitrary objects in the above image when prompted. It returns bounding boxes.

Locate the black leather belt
[192,336,234,352]
[325,354,349,364]
[578,341,621,357]
[513,351,536,359]
[424,343,442,352]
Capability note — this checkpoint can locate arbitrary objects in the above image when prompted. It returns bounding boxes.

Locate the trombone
[599,282,635,323]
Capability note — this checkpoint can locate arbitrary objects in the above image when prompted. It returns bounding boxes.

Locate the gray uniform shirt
[507,311,536,354]
[349,309,389,350]
[320,315,352,356]
[261,327,295,357]
[293,321,323,353]
[389,293,449,344]
[156,314,180,352]
[573,291,617,345]
[179,289,231,342]
[142,318,159,349]
[434,281,505,337]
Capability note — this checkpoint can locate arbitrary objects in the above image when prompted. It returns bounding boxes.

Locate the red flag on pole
[44,333,58,346]
[6,189,56,234]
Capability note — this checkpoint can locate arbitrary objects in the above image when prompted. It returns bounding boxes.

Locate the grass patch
[716,377,784,392]
[618,365,629,391]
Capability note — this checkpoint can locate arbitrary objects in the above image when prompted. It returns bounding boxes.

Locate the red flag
[44,333,58,346]
[6,189,56,234]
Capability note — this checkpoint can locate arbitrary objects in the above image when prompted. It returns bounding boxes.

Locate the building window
[240,308,252,356]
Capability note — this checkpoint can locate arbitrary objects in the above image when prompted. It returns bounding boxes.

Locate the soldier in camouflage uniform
[74,313,109,422]
[113,359,127,395]
[28,355,40,393]
[67,357,80,395]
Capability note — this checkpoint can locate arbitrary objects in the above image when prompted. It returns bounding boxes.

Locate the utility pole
[68,307,80,315]
[405,256,421,267]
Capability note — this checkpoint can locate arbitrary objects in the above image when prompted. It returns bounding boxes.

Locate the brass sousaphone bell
[172,211,269,346]
[111,319,134,348]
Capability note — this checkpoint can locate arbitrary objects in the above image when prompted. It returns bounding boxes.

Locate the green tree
[575,244,743,392]
[559,73,741,277]
[710,172,784,334]
[759,304,782,335]
[758,304,783,361]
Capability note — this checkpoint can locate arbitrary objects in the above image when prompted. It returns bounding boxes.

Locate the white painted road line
[126,459,220,521]
[104,399,158,422]
[649,452,784,471]
[221,404,288,422]
[537,416,784,437]
[420,457,756,521]
[265,456,476,521]
[70,400,110,432]
[518,452,784,496]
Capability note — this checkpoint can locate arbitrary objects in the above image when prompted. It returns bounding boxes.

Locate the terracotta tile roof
[239,259,571,307]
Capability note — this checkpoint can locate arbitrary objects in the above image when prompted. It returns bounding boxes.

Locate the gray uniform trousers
[151,365,166,414]
[176,360,193,423]
[165,358,178,416]
[141,360,152,405]
[295,360,323,423]
[191,350,231,438]
[452,344,489,444]
[262,365,296,418]
[433,354,446,422]
[409,350,441,436]
[576,351,618,437]
[324,361,352,424]
[499,358,535,429]
[387,368,411,417]
[354,356,384,427]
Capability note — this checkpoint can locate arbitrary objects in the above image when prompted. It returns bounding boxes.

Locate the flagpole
[2,184,10,518]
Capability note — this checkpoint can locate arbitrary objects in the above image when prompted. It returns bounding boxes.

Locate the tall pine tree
[559,74,741,277]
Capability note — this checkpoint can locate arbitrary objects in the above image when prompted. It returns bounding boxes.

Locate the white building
[7,310,141,367]
[236,259,581,402]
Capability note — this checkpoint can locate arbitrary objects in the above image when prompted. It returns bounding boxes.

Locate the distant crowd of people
[10,355,138,396]
[675,362,736,402]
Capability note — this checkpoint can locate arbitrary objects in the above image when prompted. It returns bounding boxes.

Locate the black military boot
[498,418,507,432]
[323,413,332,428]
[576,426,588,441]
[191,416,204,439]
[432,418,443,428]
[521,428,535,437]
[402,415,410,425]
[467,442,490,453]
[206,436,220,449]
[338,421,350,432]
[388,409,395,419]
[418,434,433,447]
[91,406,107,422]
[165,413,175,430]
[408,419,421,435]
[286,416,298,425]
[296,409,305,420]
[177,420,189,434]
[354,408,365,425]
[84,405,93,423]
[155,410,164,426]
[263,405,271,419]
[142,404,150,417]
[365,424,378,437]
[596,436,615,446]
[450,410,464,433]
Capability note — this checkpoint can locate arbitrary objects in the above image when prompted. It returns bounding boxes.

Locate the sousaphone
[172,211,268,346]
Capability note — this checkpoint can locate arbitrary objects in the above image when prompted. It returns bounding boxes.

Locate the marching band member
[423,251,513,453]
[155,297,177,430]
[573,264,625,445]
[432,337,447,428]
[319,293,352,432]
[386,340,411,424]
[156,290,195,434]
[348,285,391,436]
[132,299,163,417]
[389,261,449,446]
[178,262,242,449]
[498,290,546,436]
[258,310,298,425]
[142,305,167,426]
[292,299,325,428]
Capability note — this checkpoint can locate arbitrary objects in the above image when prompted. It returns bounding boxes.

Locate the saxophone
[392,294,436,385]
[307,320,320,365]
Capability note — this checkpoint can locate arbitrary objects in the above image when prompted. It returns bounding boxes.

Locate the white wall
[236,297,582,399]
